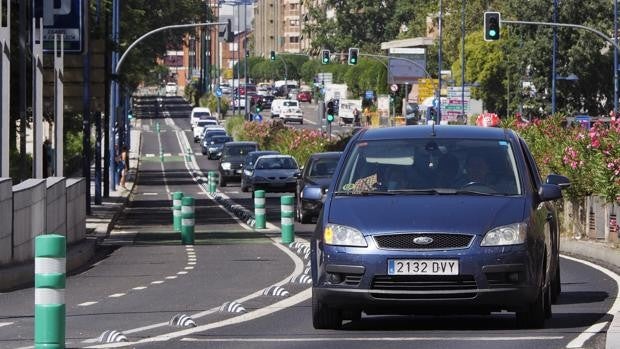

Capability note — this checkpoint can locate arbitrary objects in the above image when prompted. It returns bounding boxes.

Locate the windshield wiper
[334,190,396,196]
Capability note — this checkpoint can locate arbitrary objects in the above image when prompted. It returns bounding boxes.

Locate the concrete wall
[45,177,67,237]
[0,178,12,265]
[66,178,86,244]
[12,179,46,263]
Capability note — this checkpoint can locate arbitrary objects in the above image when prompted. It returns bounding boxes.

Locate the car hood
[327,195,526,235]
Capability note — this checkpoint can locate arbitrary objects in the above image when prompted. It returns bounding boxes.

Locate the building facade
[254,0,306,57]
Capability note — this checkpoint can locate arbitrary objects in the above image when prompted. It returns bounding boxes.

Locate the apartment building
[254,0,306,57]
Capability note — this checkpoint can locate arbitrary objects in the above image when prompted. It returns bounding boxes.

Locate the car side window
[519,138,541,193]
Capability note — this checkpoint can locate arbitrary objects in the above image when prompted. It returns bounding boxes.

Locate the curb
[560,237,620,349]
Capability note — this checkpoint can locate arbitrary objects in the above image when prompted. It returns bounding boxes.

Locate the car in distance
[190,107,213,128]
[203,135,233,159]
[243,154,300,194]
[296,152,341,224]
[259,95,274,109]
[218,141,259,187]
[297,90,312,103]
[240,150,280,192]
[311,125,569,330]
[193,119,219,142]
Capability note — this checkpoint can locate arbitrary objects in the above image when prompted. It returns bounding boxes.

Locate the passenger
[385,166,409,190]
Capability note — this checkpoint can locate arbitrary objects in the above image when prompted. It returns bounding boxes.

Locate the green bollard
[181,196,195,245]
[254,190,266,229]
[172,192,184,232]
[208,171,217,194]
[281,196,295,243]
[35,234,66,349]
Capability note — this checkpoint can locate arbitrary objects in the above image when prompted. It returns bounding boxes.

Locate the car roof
[309,151,342,159]
[211,135,232,139]
[355,125,514,141]
[249,150,279,155]
[256,154,296,162]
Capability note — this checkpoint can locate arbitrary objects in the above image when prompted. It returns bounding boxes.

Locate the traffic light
[270,50,276,61]
[326,101,335,123]
[226,19,234,43]
[348,47,359,65]
[245,50,250,58]
[321,49,330,64]
[256,101,262,113]
[127,109,133,120]
[484,12,501,41]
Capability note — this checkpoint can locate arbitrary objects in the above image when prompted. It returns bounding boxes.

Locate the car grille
[374,233,474,250]
[371,275,477,299]
[343,275,362,286]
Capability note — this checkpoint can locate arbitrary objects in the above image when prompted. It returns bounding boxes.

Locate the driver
[459,154,491,187]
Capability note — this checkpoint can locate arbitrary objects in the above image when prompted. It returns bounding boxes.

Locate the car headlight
[481,223,527,246]
[243,169,252,176]
[221,162,232,170]
[324,224,367,247]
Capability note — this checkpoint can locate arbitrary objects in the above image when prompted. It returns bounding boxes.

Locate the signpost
[417,78,438,104]
[443,86,471,123]
[33,0,84,53]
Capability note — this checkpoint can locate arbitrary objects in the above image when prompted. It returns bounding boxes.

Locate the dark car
[240,150,280,192]
[244,154,300,194]
[311,125,570,330]
[200,129,227,155]
[204,135,233,160]
[259,95,274,109]
[218,141,259,187]
[296,152,341,223]
[297,90,312,103]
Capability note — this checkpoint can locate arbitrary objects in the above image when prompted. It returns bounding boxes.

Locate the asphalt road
[0,97,617,349]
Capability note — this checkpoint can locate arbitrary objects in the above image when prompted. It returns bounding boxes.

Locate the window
[289,36,300,43]
[289,19,299,27]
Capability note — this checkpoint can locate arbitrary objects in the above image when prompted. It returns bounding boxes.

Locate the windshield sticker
[342,183,356,191]
[349,173,378,192]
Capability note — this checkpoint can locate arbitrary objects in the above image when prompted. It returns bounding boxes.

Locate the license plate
[388,259,459,275]
[235,169,242,174]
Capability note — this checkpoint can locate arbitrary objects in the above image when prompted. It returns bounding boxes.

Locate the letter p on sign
[43,0,72,26]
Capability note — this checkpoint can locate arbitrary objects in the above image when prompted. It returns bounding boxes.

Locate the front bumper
[313,242,538,314]
[252,181,296,193]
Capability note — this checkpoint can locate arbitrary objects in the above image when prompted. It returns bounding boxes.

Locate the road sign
[253,113,263,122]
[365,90,374,100]
[33,0,84,53]
[575,115,591,129]
[390,84,399,92]
[215,87,222,97]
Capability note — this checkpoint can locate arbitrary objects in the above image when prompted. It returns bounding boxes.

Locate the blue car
[296,152,342,224]
[311,125,570,330]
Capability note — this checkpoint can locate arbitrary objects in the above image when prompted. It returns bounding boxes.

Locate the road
[0,96,617,349]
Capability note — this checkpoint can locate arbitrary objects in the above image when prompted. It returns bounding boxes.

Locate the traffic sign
[365,90,374,100]
[33,0,84,53]
[390,84,399,92]
[215,87,222,97]
[253,113,263,122]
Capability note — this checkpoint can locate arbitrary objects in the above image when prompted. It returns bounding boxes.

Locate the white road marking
[132,286,147,291]
[108,293,126,298]
[177,271,188,275]
[141,193,158,196]
[144,154,155,157]
[0,322,14,328]
[78,302,98,307]
[181,336,564,343]
[163,153,172,157]
[187,257,197,261]
[184,266,194,270]
[187,262,196,265]
[165,276,177,280]
[562,253,620,348]
[151,281,164,285]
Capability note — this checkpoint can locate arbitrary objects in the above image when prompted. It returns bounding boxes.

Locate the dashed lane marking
[0,322,14,328]
[78,302,98,307]
[184,266,194,270]
[132,286,147,291]
[165,276,177,280]
[108,293,126,298]
[177,271,188,275]
[187,262,196,265]
[151,281,164,285]
[141,193,158,196]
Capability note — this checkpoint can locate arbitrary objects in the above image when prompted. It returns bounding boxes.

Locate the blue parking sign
[215,87,222,97]
[33,0,84,53]
[253,114,263,122]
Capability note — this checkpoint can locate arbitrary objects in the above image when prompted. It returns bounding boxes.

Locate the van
[190,107,213,127]
[271,99,299,118]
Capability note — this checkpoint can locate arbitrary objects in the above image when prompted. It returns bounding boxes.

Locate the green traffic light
[489,30,497,37]
[327,114,334,122]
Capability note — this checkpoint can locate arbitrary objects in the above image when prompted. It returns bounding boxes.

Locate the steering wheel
[461,181,497,193]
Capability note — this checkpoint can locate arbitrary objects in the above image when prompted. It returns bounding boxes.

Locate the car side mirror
[545,174,570,190]
[295,172,302,179]
[538,183,562,202]
[302,187,322,201]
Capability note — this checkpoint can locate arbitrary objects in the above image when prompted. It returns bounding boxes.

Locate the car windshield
[197,120,217,127]
[308,158,338,177]
[223,145,257,157]
[256,157,298,170]
[194,112,211,119]
[335,138,521,196]
[211,136,232,144]
[283,101,298,107]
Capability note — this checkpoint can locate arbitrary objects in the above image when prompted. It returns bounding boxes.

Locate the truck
[323,83,348,103]
[165,82,178,96]
[337,99,363,126]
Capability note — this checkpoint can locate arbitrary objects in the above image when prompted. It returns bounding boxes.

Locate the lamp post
[551,0,558,114]
[615,0,618,116]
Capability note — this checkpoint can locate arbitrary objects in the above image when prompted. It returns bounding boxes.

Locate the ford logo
[413,236,433,245]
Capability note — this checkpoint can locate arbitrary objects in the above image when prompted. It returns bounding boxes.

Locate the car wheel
[312,291,342,330]
[551,264,561,303]
[299,208,312,224]
[219,176,227,187]
[202,150,207,155]
[544,284,552,319]
[516,284,547,329]
[241,179,248,192]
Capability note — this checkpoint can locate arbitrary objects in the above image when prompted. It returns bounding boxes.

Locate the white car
[271,99,299,118]
[281,107,304,124]
[193,119,219,142]
[190,107,213,127]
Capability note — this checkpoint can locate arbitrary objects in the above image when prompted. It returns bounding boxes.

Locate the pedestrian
[119,146,129,190]
[364,106,371,126]
[353,108,361,127]
[43,139,53,178]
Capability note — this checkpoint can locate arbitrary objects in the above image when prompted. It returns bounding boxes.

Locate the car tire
[551,264,561,303]
[299,208,311,224]
[312,292,342,330]
[544,284,552,319]
[241,179,248,192]
[202,150,207,155]
[516,284,547,329]
[219,176,227,187]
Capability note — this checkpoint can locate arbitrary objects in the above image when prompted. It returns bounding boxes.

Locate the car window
[256,157,298,170]
[308,158,339,177]
[283,101,298,107]
[212,136,232,144]
[197,120,217,127]
[335,138,521,195]
[223,145,257,157]
[519,138,541,192]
